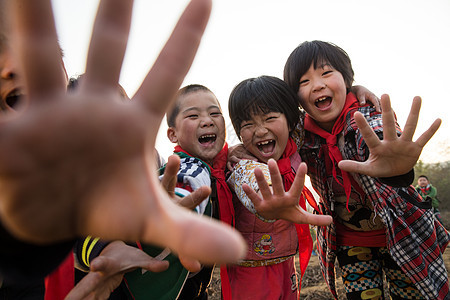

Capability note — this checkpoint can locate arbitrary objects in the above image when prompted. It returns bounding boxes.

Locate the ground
[207,210,450,299]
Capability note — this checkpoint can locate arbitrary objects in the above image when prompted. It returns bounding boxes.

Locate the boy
[416,175,441,223]
[283,40,449,299]
[123,84,235,299]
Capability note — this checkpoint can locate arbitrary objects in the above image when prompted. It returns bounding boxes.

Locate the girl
[226,75,331,299]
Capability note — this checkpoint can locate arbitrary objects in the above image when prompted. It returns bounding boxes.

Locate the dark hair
[228,75,300,138]
[166,84,215,128]
[284,40,354,94]
[418,175,429,180]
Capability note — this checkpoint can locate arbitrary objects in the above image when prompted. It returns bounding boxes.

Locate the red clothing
[44,252,74,300]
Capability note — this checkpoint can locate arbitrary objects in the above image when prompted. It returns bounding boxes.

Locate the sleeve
[227,159,274,222]
[74,236,109,272]
[0,220,75,284]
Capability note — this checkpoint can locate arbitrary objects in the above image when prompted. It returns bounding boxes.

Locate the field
[207,210,450,299]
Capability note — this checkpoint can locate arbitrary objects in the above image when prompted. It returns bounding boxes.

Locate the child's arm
[67,241,169,300]
[1,0,245,268]
[338,94,441,177]
[243,159,332,226]
[227,143,258,170]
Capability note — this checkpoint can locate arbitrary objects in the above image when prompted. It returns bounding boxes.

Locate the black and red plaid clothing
[293,101,450,299]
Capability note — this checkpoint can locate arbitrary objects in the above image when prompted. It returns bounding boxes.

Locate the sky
[51,0,450,164]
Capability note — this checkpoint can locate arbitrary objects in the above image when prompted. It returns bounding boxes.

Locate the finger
[288,163,307,200]
[415,118,441,148]
[179,255,202,272]
[243,183,263,208]
[145,200,246,266]
[161,155,181,196]
[373,96,381,113]
[353,112,381,149]
[253,167,274,200]
[291,208,333,226]
[9,0,66,100]
[380,94,397,141]
[338,160,371,176]
[83,0,133,93]
[134,0,212,117]
[400,96,421,141]
[65,271,102,300]
[176,186,211,210]
[267,159,284,195]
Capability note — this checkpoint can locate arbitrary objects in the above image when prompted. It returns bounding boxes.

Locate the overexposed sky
[52,0,450,163]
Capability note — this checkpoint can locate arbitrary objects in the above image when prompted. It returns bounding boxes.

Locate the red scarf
[277,138,313,296]
[173,144,235,300]
[420,185,431,195]
[304,93,361,210]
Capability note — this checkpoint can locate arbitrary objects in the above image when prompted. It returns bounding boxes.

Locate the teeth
[315,96,327,103]
[257,140,273,146]
[200,134,215,138]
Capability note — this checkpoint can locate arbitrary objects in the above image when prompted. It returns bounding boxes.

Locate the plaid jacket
[294,107,450,299]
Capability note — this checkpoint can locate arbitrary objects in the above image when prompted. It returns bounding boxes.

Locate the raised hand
[161,155,211,210]
[66,241,168,300]
[338,94,441,177]
[243,159,332,225]
[0,0,245,266]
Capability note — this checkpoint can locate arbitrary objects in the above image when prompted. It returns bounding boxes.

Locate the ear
[167,127,178,143]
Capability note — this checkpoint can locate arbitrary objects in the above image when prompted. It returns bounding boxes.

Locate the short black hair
[418,175,429,180]
[228,75,300,138]
[284,40,354,94]
[166,84,214,128]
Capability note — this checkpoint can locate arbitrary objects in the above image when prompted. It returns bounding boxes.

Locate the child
[121,84,235,300]
[283,40,449,299]
[416,175,441,223]
[226,75,332,299]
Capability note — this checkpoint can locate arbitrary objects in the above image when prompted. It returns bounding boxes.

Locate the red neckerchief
[173,144,234,300]
[276,138,313,295]
[420,185,431,195]
[304,93,360,210]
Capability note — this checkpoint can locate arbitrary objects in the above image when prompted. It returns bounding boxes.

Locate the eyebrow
[181,105,221,114]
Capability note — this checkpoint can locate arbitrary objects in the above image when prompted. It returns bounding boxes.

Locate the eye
[211,111,222,117]
[299,79,309,86]
[241,122,252,128]
[186,114,198,119]
[322,70,333,76]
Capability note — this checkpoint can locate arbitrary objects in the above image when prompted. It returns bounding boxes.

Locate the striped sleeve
[74,236,109,271]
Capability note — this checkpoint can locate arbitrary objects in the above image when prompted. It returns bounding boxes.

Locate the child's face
[239,111,289,163]
[417,177,429,187]
[297,62,347,132]
[167,90,226,165]
[0,33,23,112]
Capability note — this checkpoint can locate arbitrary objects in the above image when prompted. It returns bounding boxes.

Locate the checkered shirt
[294,107,450,299]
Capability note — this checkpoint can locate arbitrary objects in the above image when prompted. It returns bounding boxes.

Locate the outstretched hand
[66,241,169,300]
[161,155,211,210]
[243,159,332,226]
[338,94,441,177]
[0,0,245,266]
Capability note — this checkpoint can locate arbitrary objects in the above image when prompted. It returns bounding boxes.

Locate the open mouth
[257,140,275,154]
[5,90,23,109]
[199,134,217,145]
[315,96,332,109]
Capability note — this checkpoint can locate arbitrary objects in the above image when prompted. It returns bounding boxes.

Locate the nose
[254,123,268,136]
[0,54,16,80]
[200,115,214,127]
[312,78,326,93]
